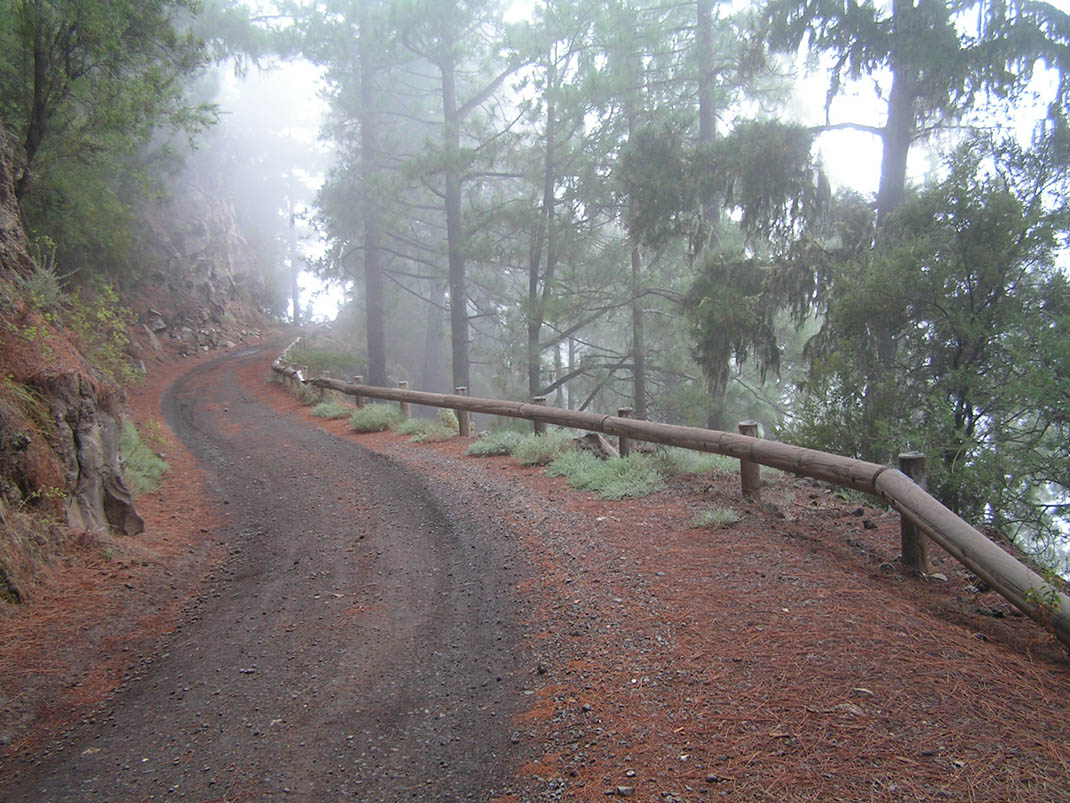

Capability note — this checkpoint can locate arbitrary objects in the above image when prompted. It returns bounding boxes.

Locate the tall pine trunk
[860,0,919,458]
[441,59,470,392]
[527,55,557,398]
[696,0,718,249]
[360,11,387,386]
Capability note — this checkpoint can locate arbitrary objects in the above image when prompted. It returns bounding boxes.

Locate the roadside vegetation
[546,451,665,500]
[690,507,742,529]
[465,430,522,456]
[118,422,170,495]
[393,409,459,442]
[462,429,749,500]
[348,403,401,433]
[310,400,351,419]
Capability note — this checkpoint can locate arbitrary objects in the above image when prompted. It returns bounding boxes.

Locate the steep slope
[0,117,143,602]
[124,152,275,358]
[1,112,276,603]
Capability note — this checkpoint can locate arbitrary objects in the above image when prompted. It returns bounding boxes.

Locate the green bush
[438,408,460,431]
[64,278,138,387]
[544,449,600,479]
[348,403,400,432]
[547,451,665,499]
[296,384,317,405]
[310,400,351,419]
[393,417,427,436]
[465,430,523,456]
[393,416,456,442]
[512,429,574,466]
[15,260,66,314]
[119,421,169,495]
[651,446,736,476]
[689,507,741,529]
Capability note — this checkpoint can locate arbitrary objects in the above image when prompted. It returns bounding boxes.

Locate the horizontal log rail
[271,355,1070,651]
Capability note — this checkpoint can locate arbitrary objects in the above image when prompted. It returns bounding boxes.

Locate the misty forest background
[2,0,1069,569]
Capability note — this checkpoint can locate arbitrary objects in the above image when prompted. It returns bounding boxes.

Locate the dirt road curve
[7,343,527,801]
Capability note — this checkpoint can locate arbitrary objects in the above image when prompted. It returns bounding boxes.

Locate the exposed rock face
[49,372,144,537]
[0,124,31,280]
[131,157,271,350]
[0,116,143,576]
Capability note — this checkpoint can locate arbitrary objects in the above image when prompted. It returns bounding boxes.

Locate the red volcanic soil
[2,339,1069,802]
[258,365,1070,802]
[0,346,228,757]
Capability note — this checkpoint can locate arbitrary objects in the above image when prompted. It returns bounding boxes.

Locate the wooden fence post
[899,451,929,573]
[318,370,330,402]
[532,396,547,435]
[350,376,364,407]
[455,387,471,437]
[738,420,760,500]
[617,407,634,457]
[398,381,410,418]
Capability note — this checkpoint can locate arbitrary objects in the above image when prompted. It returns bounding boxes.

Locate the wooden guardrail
[271,346,1070,650]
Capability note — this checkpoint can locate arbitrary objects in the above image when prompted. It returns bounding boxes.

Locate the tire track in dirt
[6,343,526,801]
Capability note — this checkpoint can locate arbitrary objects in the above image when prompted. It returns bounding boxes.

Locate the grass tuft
[119,421,169,495]
[466,430,523,457]
[348,403,400,433]
[548,451,664,499]
[394,417,456,442]
[690,507,741,529]
[652,446,737,476]
[511,429,574,466]
[310,400,351,419]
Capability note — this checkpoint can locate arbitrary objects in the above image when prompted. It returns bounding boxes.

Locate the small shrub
[438,408,460,431]
[349,403,400,432]
[690,507,741,529]
[393,417,427,436]
[466,430,523,456]
[545,449,601,479]
[652,446,736,476]
[119,421,169,495]
[311,400,351,419]
[64,278,138,387]
[512,429,574,466]
[548,452,665,499]
[15,261,66,314]
[395,416,456,443]
[296,384,317,406]
[411,425,457,443]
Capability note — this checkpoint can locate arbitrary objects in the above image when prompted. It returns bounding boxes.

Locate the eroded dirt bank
[4,344,529,800]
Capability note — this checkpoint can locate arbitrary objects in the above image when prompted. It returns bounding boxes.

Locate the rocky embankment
[0,114,270,603]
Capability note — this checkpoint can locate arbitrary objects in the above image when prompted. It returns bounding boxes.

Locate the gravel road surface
[6,343,526,801]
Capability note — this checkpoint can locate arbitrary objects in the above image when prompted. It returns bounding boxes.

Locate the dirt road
[6,343,527,801]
